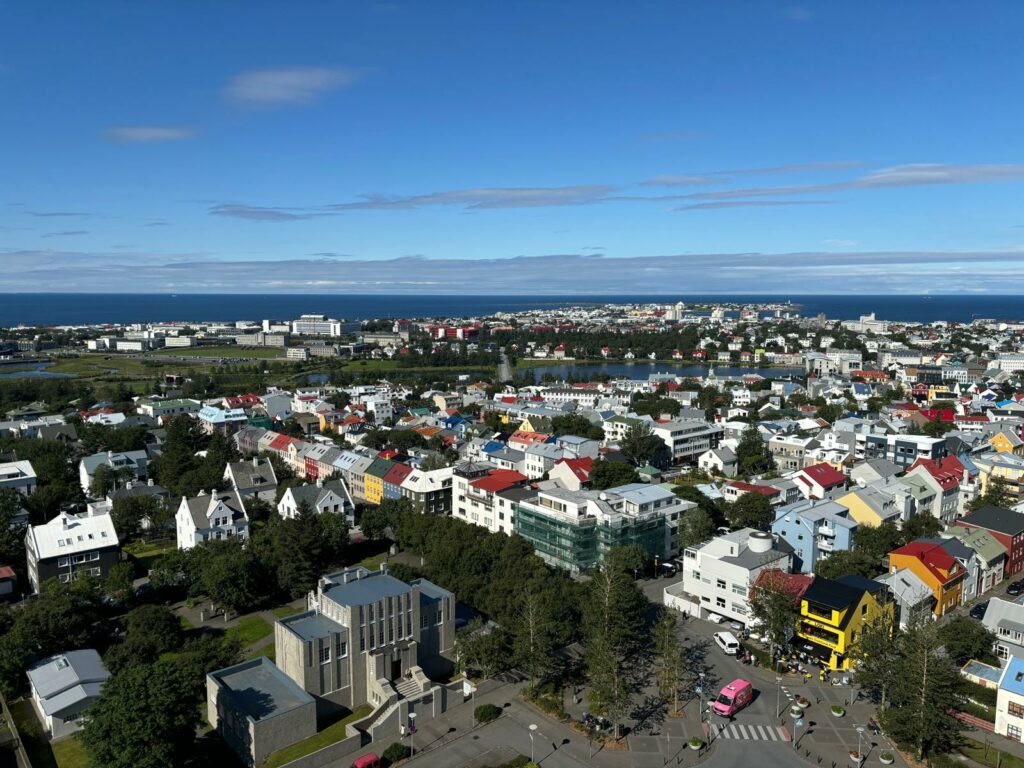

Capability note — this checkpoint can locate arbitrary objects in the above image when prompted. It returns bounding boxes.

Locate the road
[498,347,513,382]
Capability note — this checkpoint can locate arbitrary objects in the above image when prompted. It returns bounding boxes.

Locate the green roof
[365,458,395,479]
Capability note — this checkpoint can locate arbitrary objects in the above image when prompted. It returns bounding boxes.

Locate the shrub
[382,742,411,765]
[688,737,703,748]
[831,705,846,716]
[475,703,502,724]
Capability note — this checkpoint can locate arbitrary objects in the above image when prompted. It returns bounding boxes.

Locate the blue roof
[323,570,412,607]
[412,577,453,603]
[280,610,347,642]
[210,656,314,722]
[1001,657,1024,697]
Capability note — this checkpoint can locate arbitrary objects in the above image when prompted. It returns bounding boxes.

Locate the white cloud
[105,126,195,143]
[225,67,359,107]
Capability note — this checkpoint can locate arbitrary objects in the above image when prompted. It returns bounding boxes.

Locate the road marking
[718,723,787,741]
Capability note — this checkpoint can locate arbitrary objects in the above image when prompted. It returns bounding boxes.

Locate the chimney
[148,478,154,486]
[379,561,388,575]
[316,477,323,488]
[107,450,113,459]
[253,456,259,467]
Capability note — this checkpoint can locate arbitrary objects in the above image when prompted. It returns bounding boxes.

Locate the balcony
[817,526,836,538]
[817,538,834,552]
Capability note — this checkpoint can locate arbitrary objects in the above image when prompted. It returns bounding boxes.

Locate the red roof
[919,408,955,423]
[469,469,527,493]
[908,455,965,491]
[268,434,299,451]
[751,569,814,605]
[0,566,15,580]
[554,457,593,481]
[728,481,780,497]
[383,463,414,486]
[890,541,960,582]
[797,463,846,489]
[500,396,517,404]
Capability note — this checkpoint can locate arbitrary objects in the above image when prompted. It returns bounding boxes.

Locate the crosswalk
[715,722,787,741]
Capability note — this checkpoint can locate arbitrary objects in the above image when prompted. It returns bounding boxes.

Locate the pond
[0,362,77,379]
[519,362,805,381]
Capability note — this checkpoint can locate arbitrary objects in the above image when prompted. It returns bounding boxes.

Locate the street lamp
[408,712,417,757]
[776,676,782,720]
[856,725,866,761]
[529,723,538,763]
[698,672,706,723]
[793,718,804,751]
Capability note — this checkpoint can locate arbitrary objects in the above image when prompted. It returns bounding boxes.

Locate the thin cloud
[825,238,858,247]
[25,211,90,218]
[145,221,170,227]
[208,203,332,222]
[309,252,358,258]
[641,130,708,142]
[105,126,196,143]
[225,67,360,107]
[641,175,723,188]
[674,200,833,211]
[329,185,617,211]
[784,6,812,21]
[42,230,89,238]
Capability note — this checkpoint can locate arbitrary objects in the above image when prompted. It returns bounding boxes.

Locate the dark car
[1008,581,1024,596]
[970,601,989,620]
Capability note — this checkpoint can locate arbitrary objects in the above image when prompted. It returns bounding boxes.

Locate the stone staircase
[395,676,422,700]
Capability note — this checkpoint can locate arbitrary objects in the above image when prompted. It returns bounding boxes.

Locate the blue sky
[2,0,1024,293]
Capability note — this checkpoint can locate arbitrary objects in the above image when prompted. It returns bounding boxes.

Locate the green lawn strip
[9,699,58,768]
[225,615,274,648]
[153,346,285,359]
[357,552,387,570]
[51,736,91,768]
[261,705,372,768]
[272,604,302,619]
[959,737,1024,768]
[245,644,276,663]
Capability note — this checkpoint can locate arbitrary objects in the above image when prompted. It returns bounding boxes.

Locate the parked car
[970,601,989,619]
[1008,581,1023,596]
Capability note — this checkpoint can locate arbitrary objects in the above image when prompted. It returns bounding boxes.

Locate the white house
[175,490,249,550]
[673,528,793,627]
[984,598,1024,664]
[27,650,110,739]
[78,450,148,496]
[224,457,279,502]
[277,479,354,524]
[698,447,738,478]
[0,460,37,495]
[996,656,1024,741]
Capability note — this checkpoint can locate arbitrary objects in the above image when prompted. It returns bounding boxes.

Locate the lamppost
[776,676,783,720]
[529,723,539,762]
[698,672,706,723]
[856,725,865,761]
[793,718,804,751]
[408,712,417,757]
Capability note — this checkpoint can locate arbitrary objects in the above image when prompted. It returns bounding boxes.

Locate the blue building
[771,498,858,573]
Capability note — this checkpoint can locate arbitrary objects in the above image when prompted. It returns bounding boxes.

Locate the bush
[963,680,998,707]
[493,758,532,768]
[382,742,411,765]
[475,703,502,724]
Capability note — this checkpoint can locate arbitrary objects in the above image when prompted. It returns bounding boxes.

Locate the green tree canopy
[736,425,773,475]
[726,491,773,530]
[589,461,640,490]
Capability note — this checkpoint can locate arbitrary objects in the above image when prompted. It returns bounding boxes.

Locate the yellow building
[833,488,899,528]
[795,574,893,671]
[887,541,965,617]
[362,458,394,506]
[972,453,1024,497]
[990,430,1024,456]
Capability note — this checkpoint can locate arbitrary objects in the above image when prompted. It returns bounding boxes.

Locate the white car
[706,612,726,624]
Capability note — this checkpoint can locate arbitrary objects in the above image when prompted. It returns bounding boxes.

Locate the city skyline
[3,1,1024,293]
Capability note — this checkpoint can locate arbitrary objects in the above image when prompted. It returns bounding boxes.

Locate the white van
[714,631,740,655]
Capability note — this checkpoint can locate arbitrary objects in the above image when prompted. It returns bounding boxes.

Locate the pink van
[712,678,753,717]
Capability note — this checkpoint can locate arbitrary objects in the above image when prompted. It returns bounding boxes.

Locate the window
[1010,702,1024,719]
[359,634,365,652]
[437,604,444,626]
[716,579,726,590]
[421,612,429,628]
[57,557,70,567]
[716,597,726,608]
[732,584,746,595]
[62,712,80,724]
[368,604,374,621]
[319,646,331,665]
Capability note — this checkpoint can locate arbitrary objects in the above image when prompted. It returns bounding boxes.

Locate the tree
[0,490,28,572]
[882,614,961,761]
[747,570,799,661]
[387,429,428,453]
[91,464,133,498]
[81,659,203,768]
[848,610,899,709]
[111,495,167,541]
[513,590,557,687]
[362,429,390,451]
[726,492,773,530]
[619,422,666,468]
[736,425,773,475]
[938,616,998,666]
[651,609,687,716]
[903,513,942,541]
[199,540,262,614]
[589,461,640,490]
[550,414,604,441]
[672,484,725,527]
[455,619,513,678]
[677,507,715,550]
[852,521,903,565]
[104,605,184,673]
[105,561,136,601]
[814,550,877,579]
[971,475,1012,511]
[583,563,648,737]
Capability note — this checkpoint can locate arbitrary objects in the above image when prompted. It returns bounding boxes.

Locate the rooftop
[210,656,314,722]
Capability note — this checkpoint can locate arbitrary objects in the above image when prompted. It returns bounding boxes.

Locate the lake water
[521,362,805,381]
[0,362,76,379]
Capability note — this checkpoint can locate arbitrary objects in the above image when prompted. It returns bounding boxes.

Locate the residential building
[0,460,36,495]
[291,314,343,337]
[512,483,690,573]
[363,458,394,506]
[27,650,110,739]
[136,398,201,421]
[677,529,793,626]
[25,510,121,593]
[399,467,453,515]
[698,447,738,477]
[792,462,847,500]
[78,449,148,495]
[175,490,249,550]
[795,574,893,671]
[650,418,723,465]
[771,499,857,573]
[959,506,1024,576]
[224,457,279,502]
[207,656,317,767]
[985,598,1024,664]
[276,565,455,715]
[944,525,1007,599]
[860,433,947,468]
[769,434,818,472]
[887,540,966,616]
[996,656,1024,742]
[451,464,527,535]
[198,405,249,435]
[277,480,354,525]
[834,485,911,528]
[876,567,935,628]
[547,457,593,491]
[722,481,781,504]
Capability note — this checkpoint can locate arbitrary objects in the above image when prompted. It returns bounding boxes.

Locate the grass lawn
[226,615,274,647]
[357,552,388,571]
[52,737,91,768]
[960,737,1024,768]
[9,699,58,768]
[153,346,285,359]
[245,644,276,663]
[261,705,372,768]
[272,604,302,619]
[125,540,176,576]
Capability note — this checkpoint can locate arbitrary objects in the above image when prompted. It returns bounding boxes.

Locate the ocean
[0,293,1020,327]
